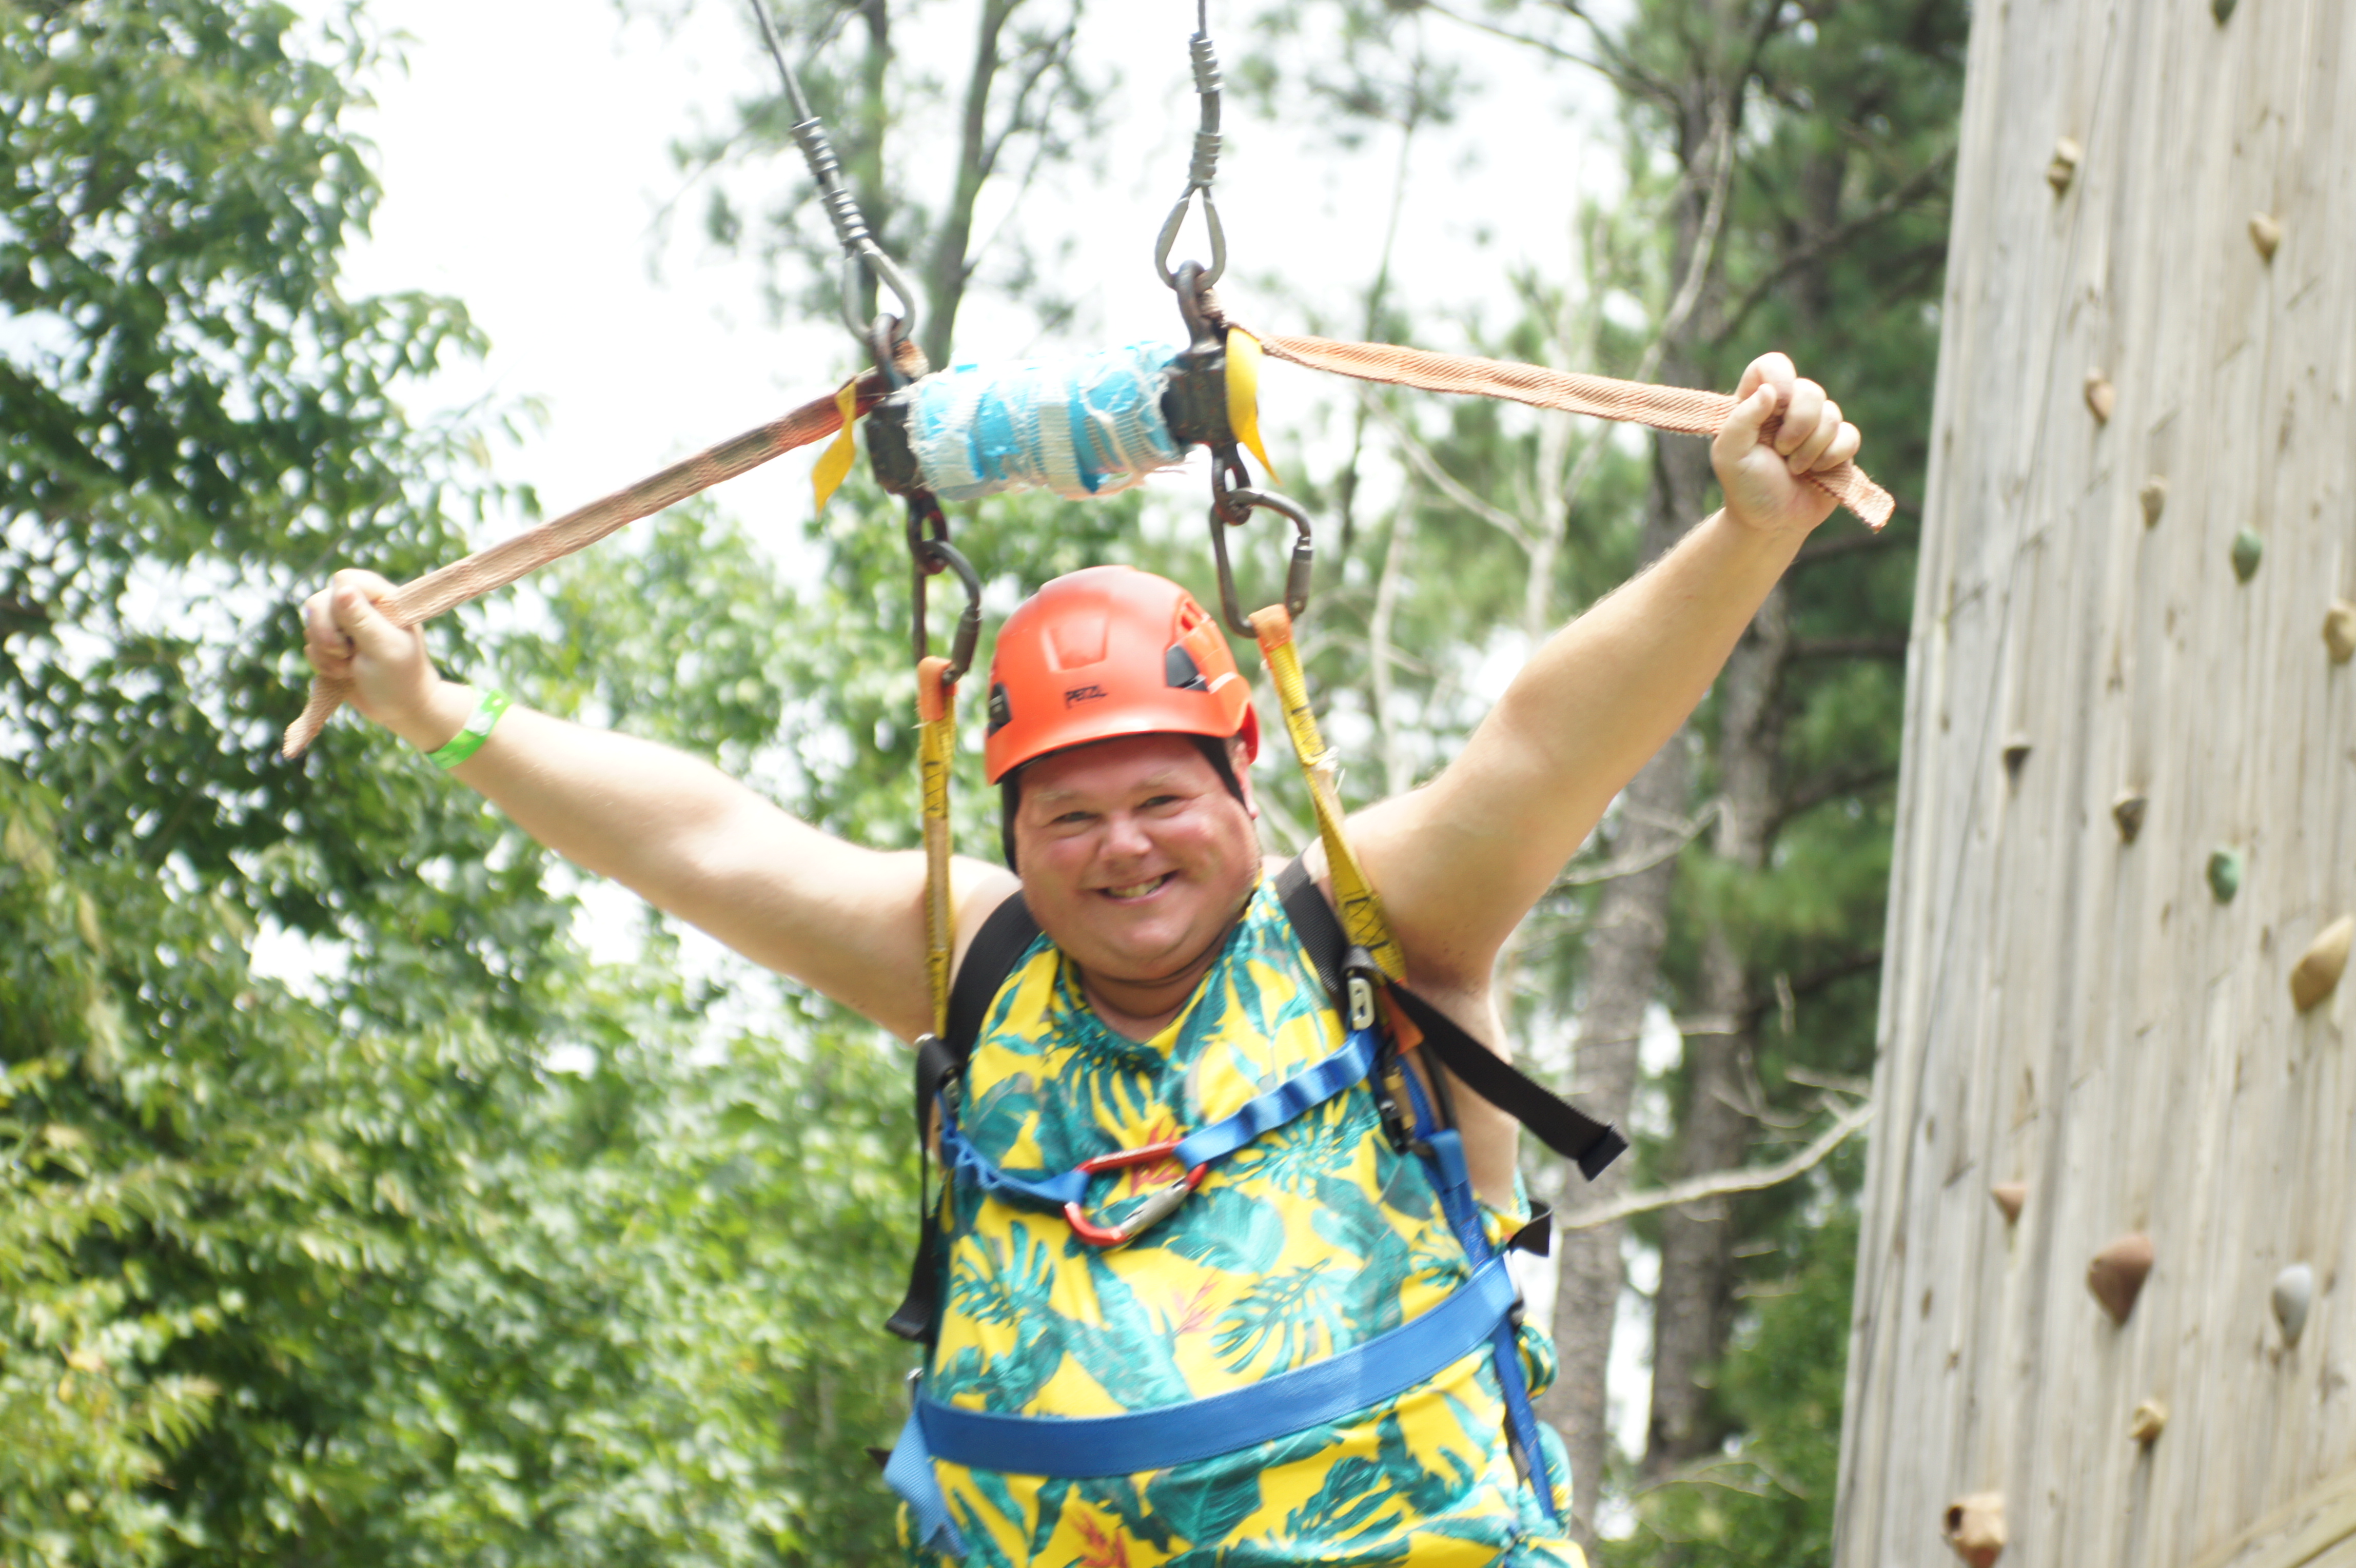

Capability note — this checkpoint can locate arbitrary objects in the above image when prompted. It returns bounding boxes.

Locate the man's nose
[1100,810,1154,859]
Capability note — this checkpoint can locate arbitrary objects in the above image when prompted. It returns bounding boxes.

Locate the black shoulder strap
[1274,854,1627,1183]
[885,890,1041,1345]
[944,891,1042,1070]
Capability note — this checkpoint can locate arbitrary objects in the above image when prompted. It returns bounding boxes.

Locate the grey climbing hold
[2139,477,2168,526]
[2207,848,2243,904]
[2290,916,2353,1012]
[2324,601,2356,663]
[2112,792,2148,844]
[2213,0,2238,21]
[1943,1494,2007,1568]
[2046,138,2082,196]
[2088,1233,2154,1325]
[2272,1262,2315,1346]
[2232,528,2264,582]
[2002,736,2031,777]
[2250,213,2282,262]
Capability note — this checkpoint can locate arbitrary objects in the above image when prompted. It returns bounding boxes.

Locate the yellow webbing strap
[1247,605,1406,982]
[916,655,957,1036]
[812,378,864,513]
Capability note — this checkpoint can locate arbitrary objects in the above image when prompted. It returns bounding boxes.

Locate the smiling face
[1012,732,1262,996]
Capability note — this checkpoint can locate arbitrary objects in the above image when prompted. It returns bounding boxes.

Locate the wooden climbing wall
[1834,3,2356,1568]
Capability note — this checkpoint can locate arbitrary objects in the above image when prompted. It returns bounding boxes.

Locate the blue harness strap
[933,1029,1380,1214]
[916,1257,1518,1478]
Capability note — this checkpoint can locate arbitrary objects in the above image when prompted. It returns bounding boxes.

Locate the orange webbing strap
[282,339,930,759]
[1254,332,1895,531]
[916,655,957,1038]
[1247,605,1406,983]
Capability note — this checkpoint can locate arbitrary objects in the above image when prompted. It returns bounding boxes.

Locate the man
[304,352,1859,1565]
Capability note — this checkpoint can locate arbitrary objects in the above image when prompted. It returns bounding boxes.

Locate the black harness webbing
[885,891,1042,1344]
[1274,857,1627,1182]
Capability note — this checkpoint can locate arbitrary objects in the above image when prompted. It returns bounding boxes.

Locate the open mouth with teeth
[1099,873,1175,900]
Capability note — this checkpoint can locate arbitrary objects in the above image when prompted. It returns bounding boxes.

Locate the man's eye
[1140,794,1182,811]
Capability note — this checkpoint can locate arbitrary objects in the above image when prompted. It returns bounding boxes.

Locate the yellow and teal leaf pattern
[907,883,1586,1566]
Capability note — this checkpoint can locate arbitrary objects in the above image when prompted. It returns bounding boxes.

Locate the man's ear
[1227,734,1259,818]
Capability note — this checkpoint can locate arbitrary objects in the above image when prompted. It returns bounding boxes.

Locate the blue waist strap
[914,1256,1517,1478]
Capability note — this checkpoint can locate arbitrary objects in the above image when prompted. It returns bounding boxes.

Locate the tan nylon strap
[914,655,957,1037]
[281,342,929,759]
[1256,334,1895,531]
[1248,605,1406,983]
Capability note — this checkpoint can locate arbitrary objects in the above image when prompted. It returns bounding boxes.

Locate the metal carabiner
[1205,459,1315,635]
[905,497,981,681]
[1063,1139,1209,1249]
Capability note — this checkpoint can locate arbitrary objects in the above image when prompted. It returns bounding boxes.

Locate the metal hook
[1205,476,1313,636]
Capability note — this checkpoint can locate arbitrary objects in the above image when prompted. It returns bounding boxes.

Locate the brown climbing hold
[2289,915,2353,1012]
[2250,213,2282,263]
[1943,1494,2008,1568]
[2324,601,2356,663]
[2046,138,2082,195]
[2002,736,2031,779]
[2085,373,2115,424]
[2112,792,2148,844]
[1991,1183,2027,1224]
[2138,477,2168,526]
[2129,1397,2168,1444]
[2088,1233,2154,1325]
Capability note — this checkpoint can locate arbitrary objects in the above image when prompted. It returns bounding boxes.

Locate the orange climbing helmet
[984,565,1259,783]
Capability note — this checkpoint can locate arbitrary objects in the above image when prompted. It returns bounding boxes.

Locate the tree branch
[1717,144,1957,340]
[1366,398,1537,556]
[1555,799,1721,888]
[1556,1097,1873,1231]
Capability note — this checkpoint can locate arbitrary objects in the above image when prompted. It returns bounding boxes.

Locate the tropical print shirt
[903,879,1586,1567]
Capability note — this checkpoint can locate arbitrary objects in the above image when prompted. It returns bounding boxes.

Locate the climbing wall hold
[2046,138,2082,195]
[2002,736,2031,777]
[2085,373,2116,424]
[2324,601,2356,663]
[1943,1494,2008,1568]
[2129,1398,2168,1444]
[2112,792,2148,844]
[2207,848,2243,904]
[2289,916,2353,1012]
[2213,0,2239,22]
[2139,477,2168,526]
[2272,1263,2315,1346]
[2250,213,2282,262]
[1991,1183,2027,1224]
[2088,1233,2154,1325]
[2232,528,2264,582]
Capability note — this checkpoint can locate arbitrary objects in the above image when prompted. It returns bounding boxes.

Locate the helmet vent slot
[1164,644,1210,691]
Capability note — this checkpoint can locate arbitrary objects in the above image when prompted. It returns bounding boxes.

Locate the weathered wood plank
[1836,1,2356,1564]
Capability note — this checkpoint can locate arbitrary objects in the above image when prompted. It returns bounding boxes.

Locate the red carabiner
[1064,1139,1207,1248]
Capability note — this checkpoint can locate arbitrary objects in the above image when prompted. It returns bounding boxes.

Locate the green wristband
[426,687,511,770]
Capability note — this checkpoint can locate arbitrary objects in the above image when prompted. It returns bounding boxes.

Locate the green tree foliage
[0,5,921,1562]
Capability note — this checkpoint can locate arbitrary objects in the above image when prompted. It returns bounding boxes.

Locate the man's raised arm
[1348,351,1863,989]
[301,570,1015,1042]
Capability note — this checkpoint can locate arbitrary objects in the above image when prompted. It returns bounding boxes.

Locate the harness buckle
[1062,1139,1208,1248]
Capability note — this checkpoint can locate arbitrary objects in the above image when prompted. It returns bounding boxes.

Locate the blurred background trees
[2,0,1961,1562]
